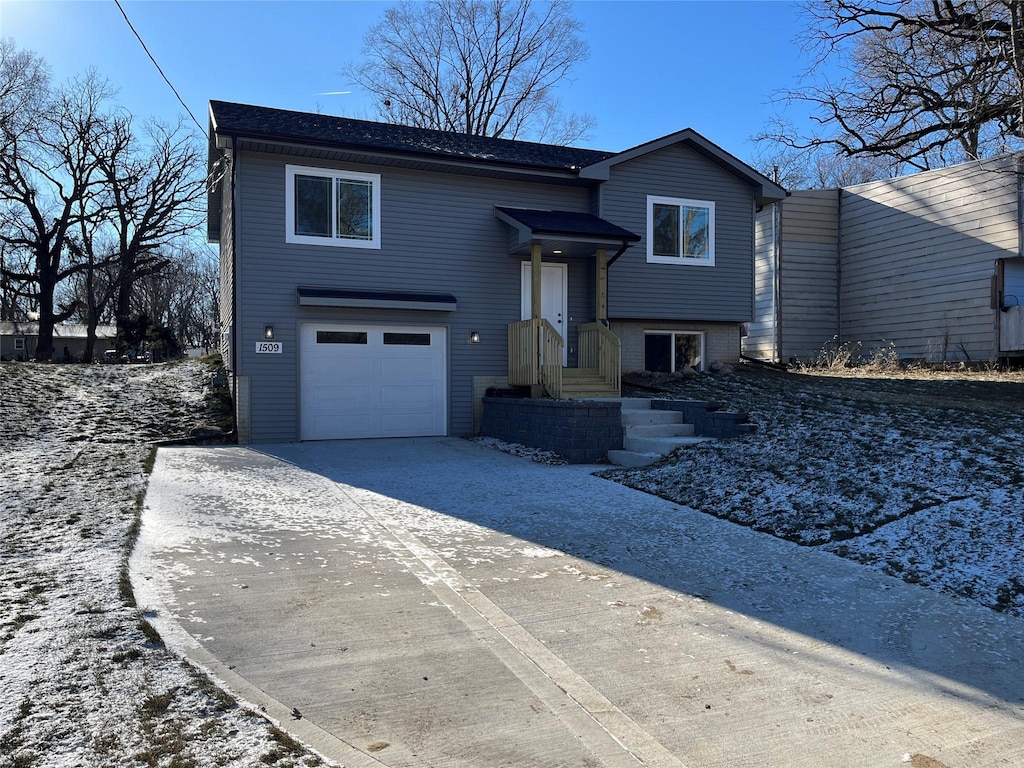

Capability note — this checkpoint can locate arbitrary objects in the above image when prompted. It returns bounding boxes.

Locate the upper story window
[647,195,714,266]
[285,165,381,249]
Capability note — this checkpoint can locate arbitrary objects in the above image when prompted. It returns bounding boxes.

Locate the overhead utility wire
[113,0,207,139]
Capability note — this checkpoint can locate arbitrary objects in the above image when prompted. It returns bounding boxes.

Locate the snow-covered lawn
[0,360,324,768]
[601,365,1024,618]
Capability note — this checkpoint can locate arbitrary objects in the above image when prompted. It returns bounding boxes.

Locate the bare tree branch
[763,1,1024,172]
[343,0,594,144]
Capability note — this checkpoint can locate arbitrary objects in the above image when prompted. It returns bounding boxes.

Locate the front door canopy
[495,207,640,260]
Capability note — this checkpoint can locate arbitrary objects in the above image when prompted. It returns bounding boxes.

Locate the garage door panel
[379,383,438,408]
[381,412,438,434]
[311,413,375,440]
[310,384,375,409]
[301,324,446,440]
[380,356,437,379]
[310,355,373,377]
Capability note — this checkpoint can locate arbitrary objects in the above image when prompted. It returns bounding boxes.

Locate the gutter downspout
[773,200,782,363]
[835,187,843,345]
[606,240,633,267]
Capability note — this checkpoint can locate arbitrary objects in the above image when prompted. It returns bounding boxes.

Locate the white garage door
[300,324,447,440]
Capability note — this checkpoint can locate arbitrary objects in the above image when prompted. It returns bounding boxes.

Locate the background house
[746,154,1024,365]
[209,101,785,443]
[0,322,117,362]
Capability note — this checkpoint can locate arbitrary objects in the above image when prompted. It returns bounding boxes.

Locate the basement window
[644,331,704,372]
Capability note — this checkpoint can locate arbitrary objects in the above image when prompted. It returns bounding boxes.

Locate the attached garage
[299,323,447,440]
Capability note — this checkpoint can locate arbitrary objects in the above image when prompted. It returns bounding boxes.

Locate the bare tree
[765,1,1024,170]
[128,243,219,354]
[344,0,594,144]
[96,117,206,337]
[0,68,115,361]
[750,139,894,189]
[1,42,206,361]
[0,39,49,149]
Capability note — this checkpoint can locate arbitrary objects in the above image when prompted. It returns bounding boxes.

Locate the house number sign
[255,341,283,353]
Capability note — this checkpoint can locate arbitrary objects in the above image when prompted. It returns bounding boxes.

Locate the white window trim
[285,164,381,249]
[644,330,705,372]
[646,195,715,266]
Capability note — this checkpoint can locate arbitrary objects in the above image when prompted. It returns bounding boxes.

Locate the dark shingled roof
[495,208,640,241]
[210,101,614,172]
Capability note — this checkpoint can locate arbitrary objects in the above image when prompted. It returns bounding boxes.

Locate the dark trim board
[297,286,458,312]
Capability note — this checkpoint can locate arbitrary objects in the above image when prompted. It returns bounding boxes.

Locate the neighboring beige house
[746,154,1024,364]
[0,322,117,362]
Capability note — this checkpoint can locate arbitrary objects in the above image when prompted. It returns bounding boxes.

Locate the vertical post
[531,243,542,320]
[596,247,608,322]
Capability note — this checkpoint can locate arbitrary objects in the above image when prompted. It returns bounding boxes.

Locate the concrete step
[606,449,664,467]
[624,434,714,454]
[620,409,684,427]
[626,423,695,438]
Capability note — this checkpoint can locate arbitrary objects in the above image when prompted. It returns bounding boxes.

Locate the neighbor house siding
[778,189,839,362]
[746,203,779,361]
[234,150,592,441]
[839,156,1019,362]
[598,143,757,323]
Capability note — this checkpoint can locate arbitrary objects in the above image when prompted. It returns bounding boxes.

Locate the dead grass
[605,362,1024,616]
[0,358,325,768]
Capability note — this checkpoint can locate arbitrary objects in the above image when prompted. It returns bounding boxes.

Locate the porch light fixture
[264,325,275,340]
[469,331,481,344]
[552,249,562,254]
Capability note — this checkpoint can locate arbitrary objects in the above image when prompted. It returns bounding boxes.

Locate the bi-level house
[207,101,786,443]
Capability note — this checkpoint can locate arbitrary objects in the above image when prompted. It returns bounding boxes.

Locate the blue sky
[0,0,818,163]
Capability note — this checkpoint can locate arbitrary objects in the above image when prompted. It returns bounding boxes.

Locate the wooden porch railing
[508,318,564,398]
[578,321,621,393]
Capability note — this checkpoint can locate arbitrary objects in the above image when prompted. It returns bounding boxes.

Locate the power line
[113,0,207,139]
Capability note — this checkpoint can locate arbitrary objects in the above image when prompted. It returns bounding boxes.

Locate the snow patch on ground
[0,360,326,768]
[600,366,1024,618]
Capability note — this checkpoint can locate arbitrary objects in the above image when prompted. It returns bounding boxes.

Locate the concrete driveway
[133,438,1024,768]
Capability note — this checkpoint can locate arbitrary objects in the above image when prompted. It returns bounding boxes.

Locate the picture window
[286,165,381,249]
[647,196,714,265]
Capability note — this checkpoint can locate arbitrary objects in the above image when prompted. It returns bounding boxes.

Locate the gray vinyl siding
[234,151,591,441]
[598,143,757,322]
[839,156,1019,361]
[778,190,839,361]
[745,203,778,360]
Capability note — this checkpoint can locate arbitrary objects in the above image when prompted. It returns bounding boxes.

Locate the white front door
[521,262,568,364]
